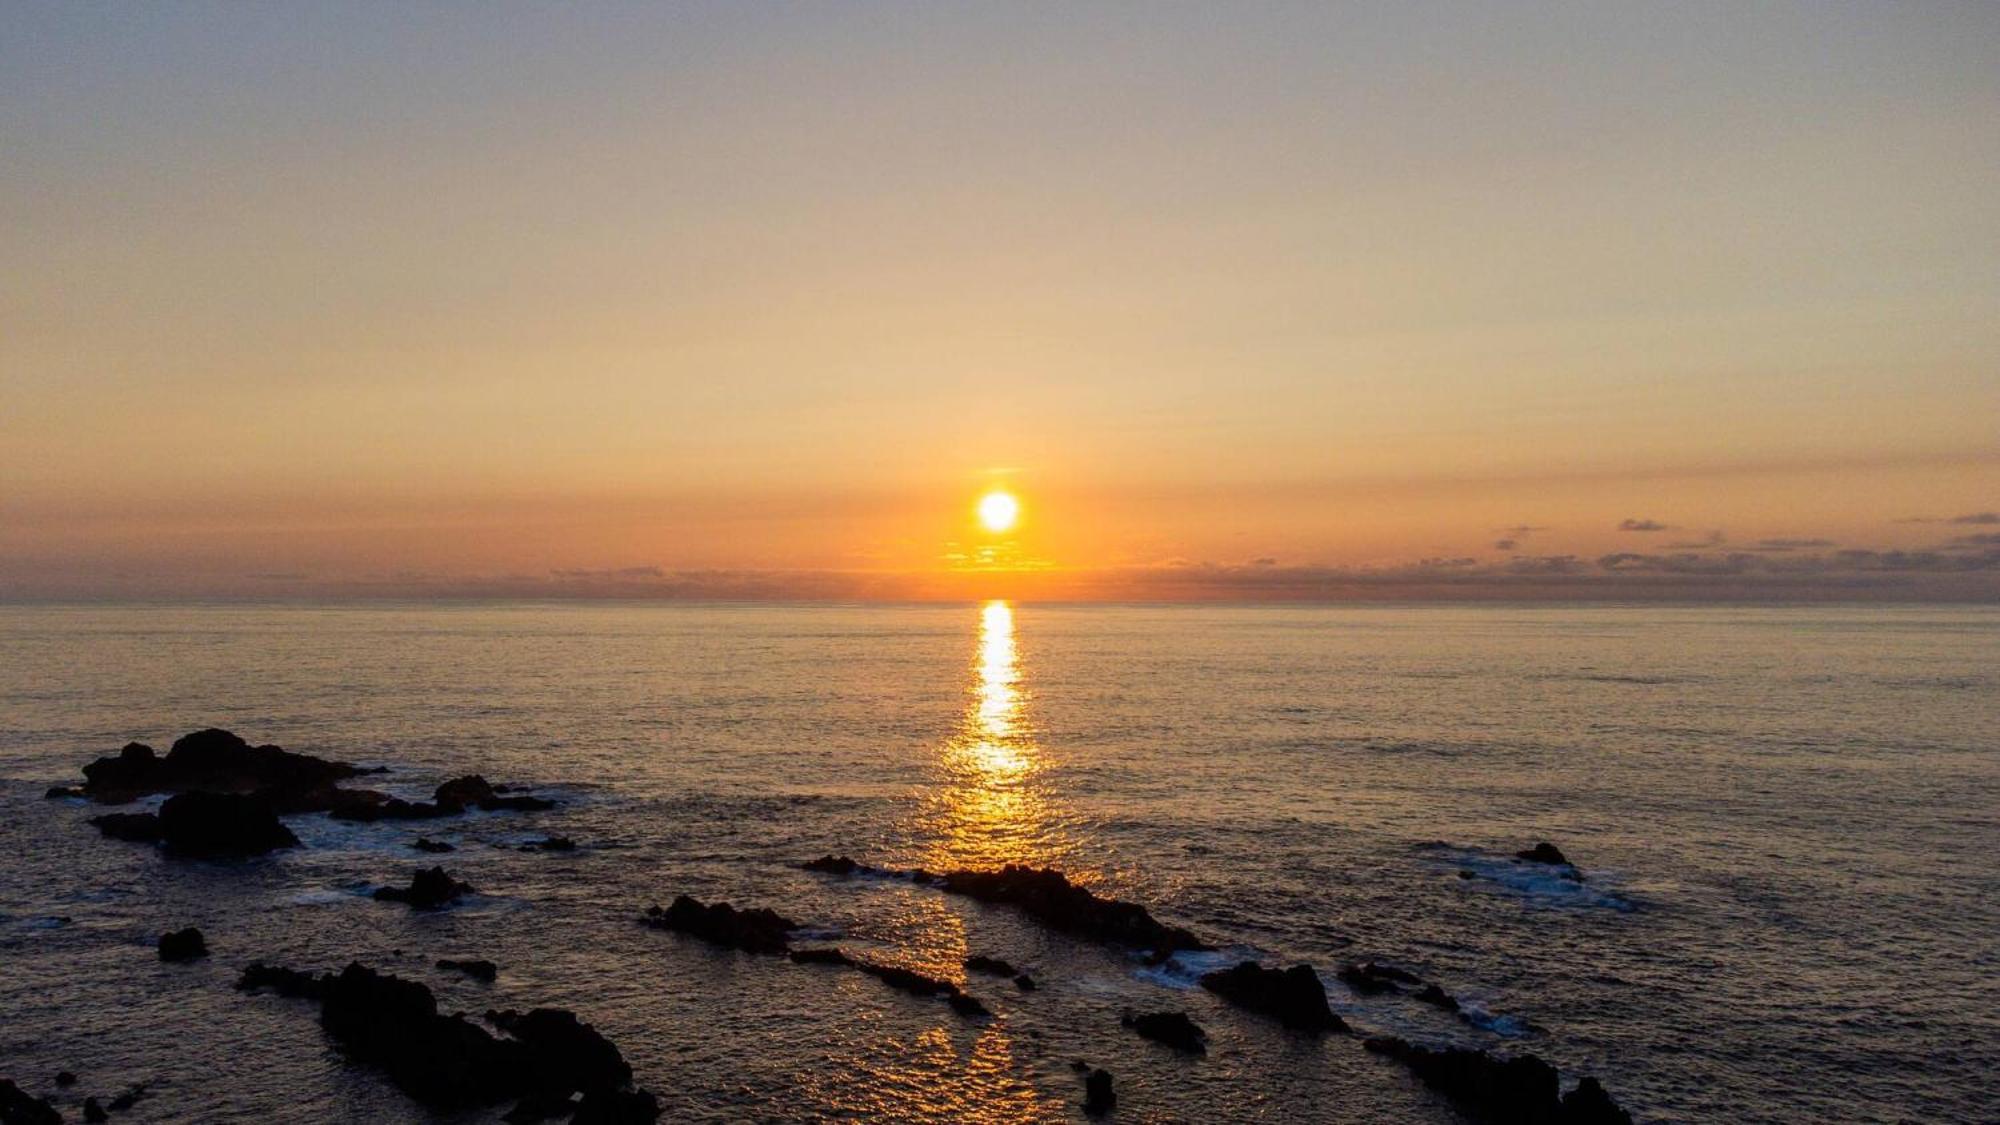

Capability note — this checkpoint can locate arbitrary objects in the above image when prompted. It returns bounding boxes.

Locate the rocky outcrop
[1339,961,1422,995]
[374,867,474,909]
[963,955,1020,978]
[413,838,456,853]
[1364,1038,1631,1125]
[438,959,499,982]
[520,837,575,852]
[157,791,300,856]
[802,854,862,875]
[90,812,162,842]
[642,896,795,954]
[786,948,989,1019]
[936,866,1208,957]
[0,1079,61,1125]
[1081,1067,1115,1116]
[1199,961,1347,1033]
[79,730,368,804]
[1122,1010,1206,1053]
[1414,983,1461,1012]
[239,962,657,1120]
[158,927,208,962]
[1517,842,1570,865]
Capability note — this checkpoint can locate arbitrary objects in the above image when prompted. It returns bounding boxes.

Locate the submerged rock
[43,786,84,800]
[437,775,557,814]
[374,867,474,909]
[643,895,796,954]
[1122,1010,1207,1053]
[82,1095,109,1121]
[1199,962,1347,1033]
[1414,983,1461,1012]
[158,927,208,962]
[413,838,456,853]
[158,791,299,856]
[1338,961,1424,995]
[1517,842,1570,866]
[1014,973,1037,991]
[105,1085,144,1111]
[90,812,162,843]
[520,836,576,852]
[1364,1037,1631,1125]
[53,1073,76,1088]
[963,955,1021,978]
[788,948,989,1019]
[802,854,862,875]
[438,959,499,982]
[937,866,1208,957]
[0,1080,61,1125]
[1081,1068,1115,1117]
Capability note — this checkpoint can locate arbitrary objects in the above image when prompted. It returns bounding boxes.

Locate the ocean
[1,602,1995,1122]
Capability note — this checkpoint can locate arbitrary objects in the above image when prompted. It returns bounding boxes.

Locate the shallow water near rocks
[1,602,1996,1122]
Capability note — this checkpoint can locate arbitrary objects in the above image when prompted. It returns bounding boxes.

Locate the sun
[977,490,1020,533]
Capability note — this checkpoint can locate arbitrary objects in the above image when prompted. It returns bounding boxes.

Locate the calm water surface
[1,603,1996,1122]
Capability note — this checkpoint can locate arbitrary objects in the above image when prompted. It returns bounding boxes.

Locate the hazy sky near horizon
[4,2,1997,599]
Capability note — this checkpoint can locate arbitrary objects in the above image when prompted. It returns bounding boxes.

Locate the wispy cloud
[1618,518,1670,532]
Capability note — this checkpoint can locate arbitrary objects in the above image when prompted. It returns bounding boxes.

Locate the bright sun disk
[977,490,1020,532]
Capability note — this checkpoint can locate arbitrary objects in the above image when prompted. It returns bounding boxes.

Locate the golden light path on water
[819,601,1070,1122]
[920,600,1073,874]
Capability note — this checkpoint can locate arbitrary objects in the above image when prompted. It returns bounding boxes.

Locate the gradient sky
[4,3,1997,600]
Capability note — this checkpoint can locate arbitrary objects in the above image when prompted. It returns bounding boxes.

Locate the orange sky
[3,5,1996,600]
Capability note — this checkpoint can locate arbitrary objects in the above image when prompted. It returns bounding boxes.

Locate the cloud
[1750,538,1836,552]
[1949,532,2000,547]
[550,566,666,580]
[1950,512,2000,525]
[1492,539,1518,552]
[1667,530,1727,549]
[1618,518,1670,532]
[1250,557,1279,567]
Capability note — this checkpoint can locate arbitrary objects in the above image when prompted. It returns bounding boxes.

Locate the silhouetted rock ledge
[1517,842,1570,865]
[1122,1010,1207,1053]
[937,866,1209,958]
[1081,1067,1116,1116]
[438,958,499,982]
[374,867,475,909]
[158,927,208,962]
[0,1079,62,1125]
[1339,961,1424,995]
[642,895,796,954]
[413,837,456,853]
[160,791,300,856]
[963,955,1021,978]
[1364,1037,1631,1125]
[65,730,556,840]
[237,962,659,1120]
[1199,961,1347,1033]
[787,947,990,1019]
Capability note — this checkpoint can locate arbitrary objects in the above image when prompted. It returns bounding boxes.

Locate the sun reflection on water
[918,600,1072,873]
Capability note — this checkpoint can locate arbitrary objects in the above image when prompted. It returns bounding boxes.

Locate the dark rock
[787,947,853,966]
[240,961,658,1116]
[90,812,162,843]
[83,1096,108,1122]
[1363,1037,1631,1125]
[53,1073,76,1088]
[438,959,499,982]
[1081,1068,1115,1116]
[484,794,557,812]
[487,1008,632,1097]
[158,927,208,962]
[1517,842,1570,865]
[572,1087,662,1124]
[1414,983,1461,1012]
[80,730,365,805]
[937,865,1208,957]
[374,867,474,909]
[1014,974,1037,991]
[158,791,299,856]
[413,838,456,854]
[802,854,860,875]
[0,1080,61,1125]
[1339,961,1423,995]
[105,1085,144,1111]
[642,895,795,954]
[963,955,1020,978]
[237,962,326,999]
[1563,1076,1634,1124]
[1199,961,1347,1033]
[434,775,496,809]
[1122,1010,1207,1053]
[520,837,576,852]
[44,786,84,800]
